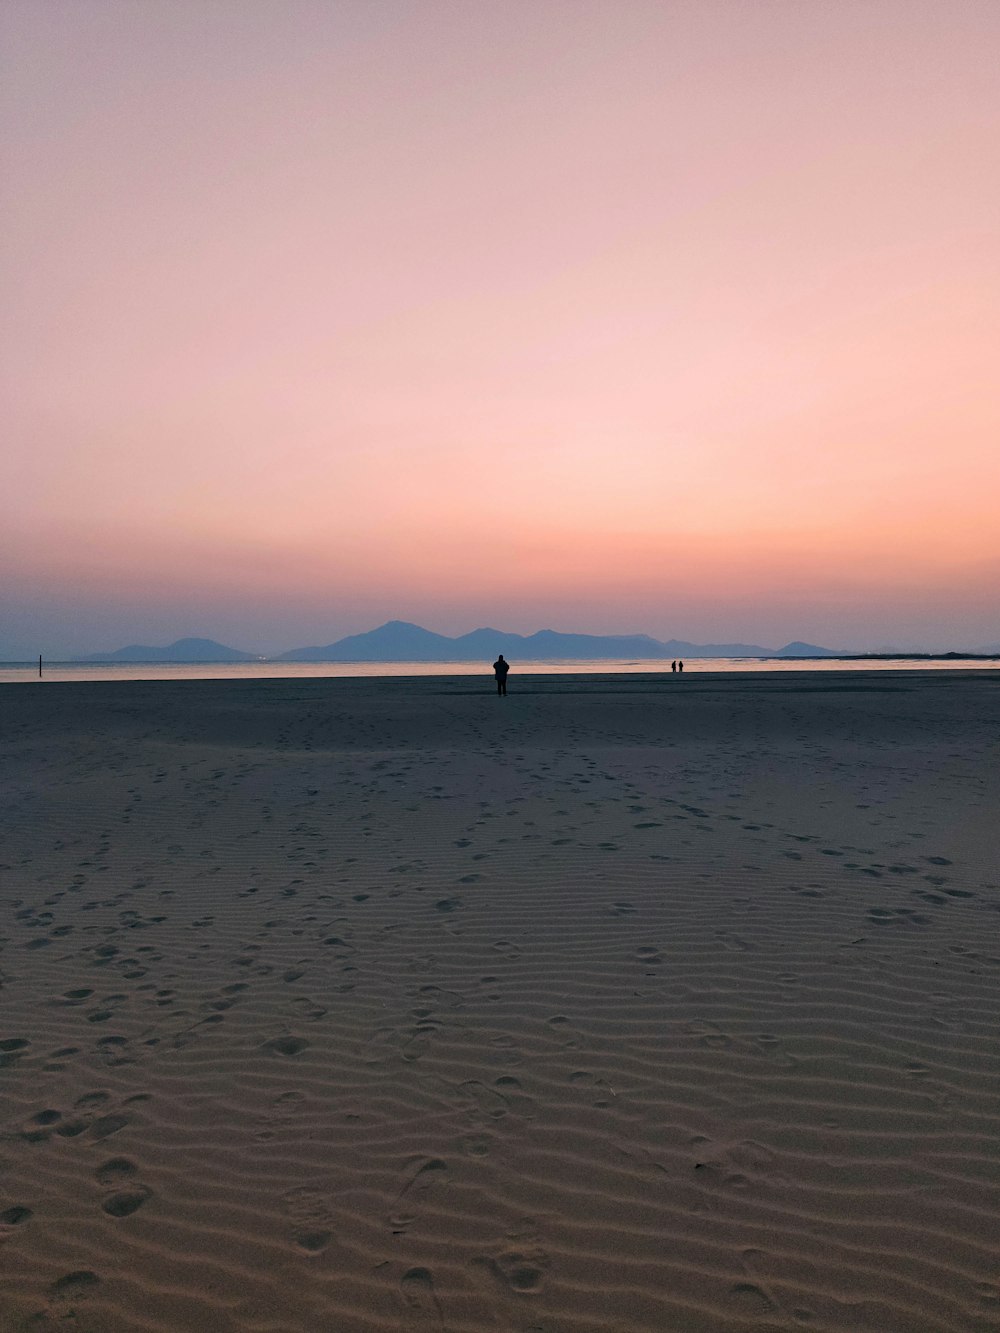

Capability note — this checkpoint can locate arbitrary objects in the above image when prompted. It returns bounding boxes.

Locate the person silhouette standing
[678,660,684,673]
[671,660,677,673]
[493,655,509,696]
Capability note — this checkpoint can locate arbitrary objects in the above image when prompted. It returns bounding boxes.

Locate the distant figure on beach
[678,660,684,673]
[671,660,677,673]
[493,655,509,696]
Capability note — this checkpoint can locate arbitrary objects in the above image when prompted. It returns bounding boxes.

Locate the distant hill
[276,620,838,662]
[77,637,255,663]
[773,641,840,657]
[280,621,455,662]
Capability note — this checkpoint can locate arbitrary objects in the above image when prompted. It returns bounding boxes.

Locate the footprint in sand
[476,1233,550,1295]
[568,1070,615,1107]
[75,1090,110,1111]
[256,1089,306,1141]
[715,930,751,951]
[95,1157,138,1186]
[0,1037,30,1070]
[458,1080,509,1120]
[49,1270,101,1302]
[490,940,521,962]
[752,1032,798,1067]
[96,1034,136,1067]
[686,1021,732,1050]
[460,1133,493,1157]
[402,1022,439,1062]
[400,1267,444,1325]
[435,897,463,912]
[388,1158,449,1232]
[263,1034,309,1057]
[361,1026,402,1066]
[728,1281,779,1317]
[634,945,663,970]
[545,1014,579,1048]
[493,1074,534,1115]
[89,1100,142,1142]
[417,984,464,1010]
[0,1205,32,1231]
[96,1158,153,1218]
[20,1109,63,1143]
[282,1185,335,1252]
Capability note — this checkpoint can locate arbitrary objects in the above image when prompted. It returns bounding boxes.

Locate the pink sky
[2,0,998,655]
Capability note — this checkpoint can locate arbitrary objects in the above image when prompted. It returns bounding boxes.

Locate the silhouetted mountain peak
[77,637,254,663]
[774,641,839,657]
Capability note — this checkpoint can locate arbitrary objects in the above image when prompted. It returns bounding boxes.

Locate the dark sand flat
[1,672,999,1332]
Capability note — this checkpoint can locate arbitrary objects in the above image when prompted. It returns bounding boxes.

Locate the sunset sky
[2,0,998,656]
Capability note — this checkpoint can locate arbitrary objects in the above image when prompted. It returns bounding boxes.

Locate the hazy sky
[2,0,998,655]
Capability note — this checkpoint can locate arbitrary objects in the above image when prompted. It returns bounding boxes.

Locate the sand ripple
[1,673,999,1331]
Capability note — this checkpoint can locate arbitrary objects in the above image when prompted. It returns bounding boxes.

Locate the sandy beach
[1,670,998,1333]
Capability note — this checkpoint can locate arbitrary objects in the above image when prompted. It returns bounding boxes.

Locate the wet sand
[2,671,999,1332]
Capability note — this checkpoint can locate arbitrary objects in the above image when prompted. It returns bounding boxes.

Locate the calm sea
[1,658,996,684]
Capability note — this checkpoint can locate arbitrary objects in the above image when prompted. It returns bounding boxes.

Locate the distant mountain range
[275,621,838,661]
[77,637,257,663]
[76,622,839,663]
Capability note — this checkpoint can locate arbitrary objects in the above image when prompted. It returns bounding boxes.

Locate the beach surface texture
[1,671,999,1333]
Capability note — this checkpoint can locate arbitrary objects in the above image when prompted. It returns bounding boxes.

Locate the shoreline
[3,663,1000,693]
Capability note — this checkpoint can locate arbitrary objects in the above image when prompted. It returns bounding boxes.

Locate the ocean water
[1,657,997,684]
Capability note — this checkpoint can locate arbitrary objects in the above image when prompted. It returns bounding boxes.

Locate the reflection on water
[2,657,997,684]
